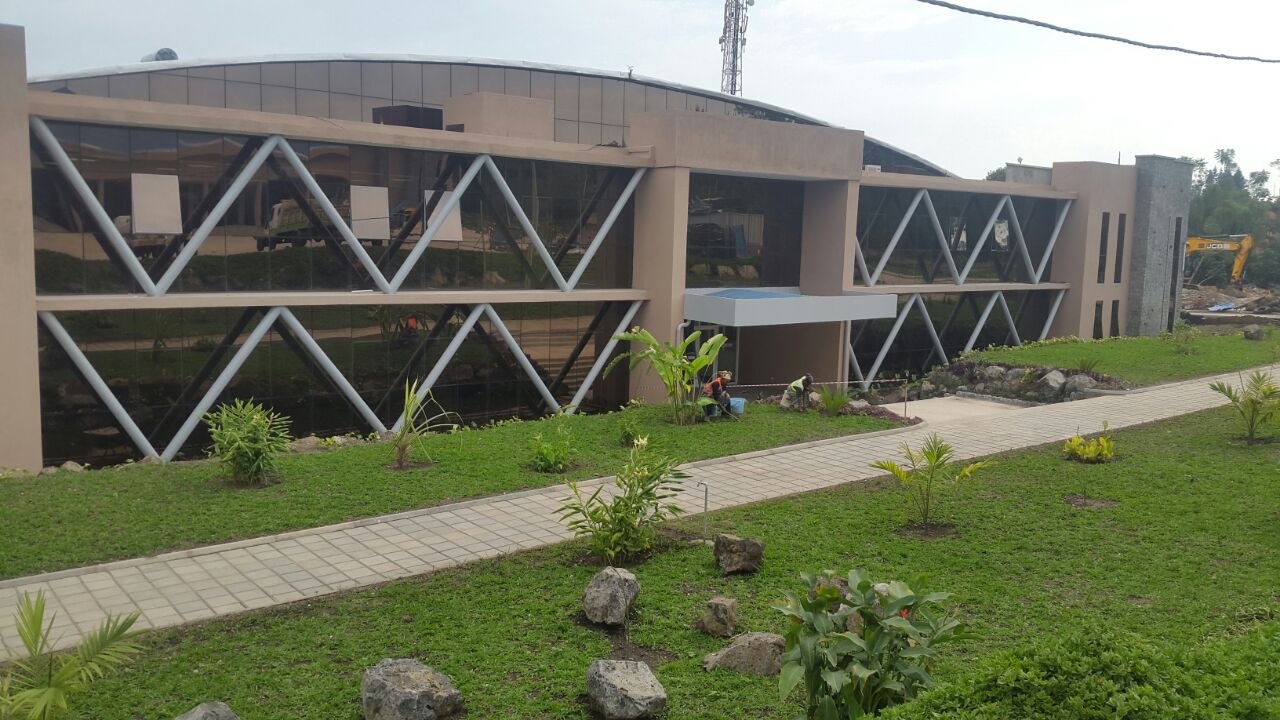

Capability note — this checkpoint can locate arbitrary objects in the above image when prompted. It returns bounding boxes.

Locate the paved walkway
[1,366,1270,658]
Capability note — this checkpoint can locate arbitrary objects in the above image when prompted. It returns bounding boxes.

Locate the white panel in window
[129,173,183,235]
[350,185,391,240]
[424,190,464,242]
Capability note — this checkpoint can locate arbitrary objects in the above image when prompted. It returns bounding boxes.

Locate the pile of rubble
[1183,284,1275,312]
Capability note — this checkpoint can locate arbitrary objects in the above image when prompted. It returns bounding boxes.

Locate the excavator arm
[1185,234,1253,285]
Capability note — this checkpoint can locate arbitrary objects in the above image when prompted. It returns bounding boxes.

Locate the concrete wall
[1047,162,1137,338]
[628,110,863,180]
[1128,155,1194,335]
[800,180,860,296]
[1005,163,1052,185]
[0,25,42,472]
[628,167,691,402]
[739,322,847,386]
[442,92,554,141]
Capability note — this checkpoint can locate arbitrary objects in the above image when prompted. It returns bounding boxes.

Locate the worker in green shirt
[782,373,814,409]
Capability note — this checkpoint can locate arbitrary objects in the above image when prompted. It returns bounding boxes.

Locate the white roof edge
[27,52,954,178]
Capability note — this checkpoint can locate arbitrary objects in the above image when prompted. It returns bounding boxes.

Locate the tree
[1188,149,1280,289]
[984,166,1007,182]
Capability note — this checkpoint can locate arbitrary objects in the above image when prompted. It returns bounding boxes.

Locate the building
[0,25,1192,471]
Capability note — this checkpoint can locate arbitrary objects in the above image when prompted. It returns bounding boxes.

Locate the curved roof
[28,52,953,177]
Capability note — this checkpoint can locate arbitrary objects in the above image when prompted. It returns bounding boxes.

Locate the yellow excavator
[1185,234,1253,286]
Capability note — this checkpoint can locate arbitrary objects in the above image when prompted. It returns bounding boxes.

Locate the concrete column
[1128,155,1193,336]
[799,180,859,296]
[0,25,44,472]
[628,166,690,402]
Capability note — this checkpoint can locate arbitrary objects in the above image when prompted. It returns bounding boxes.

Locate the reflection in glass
[686,173,802,288]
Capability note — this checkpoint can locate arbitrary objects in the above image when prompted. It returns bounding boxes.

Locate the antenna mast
[719,0,753,95]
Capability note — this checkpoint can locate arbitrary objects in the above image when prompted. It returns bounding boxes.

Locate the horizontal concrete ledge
[28,92,654,169]
[35,288,649,311]
[862,171,1077,200]
[852,282,1070,294]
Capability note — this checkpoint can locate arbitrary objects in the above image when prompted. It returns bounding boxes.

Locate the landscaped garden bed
[57,406,1280,718]
[0,402,900,580]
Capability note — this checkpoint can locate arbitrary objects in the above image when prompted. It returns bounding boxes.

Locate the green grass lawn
[0,404,894,580]
[66,407,1280,719]
[971,326,1279,386]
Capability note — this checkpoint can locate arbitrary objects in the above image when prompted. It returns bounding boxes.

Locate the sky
[4,0,1278,179]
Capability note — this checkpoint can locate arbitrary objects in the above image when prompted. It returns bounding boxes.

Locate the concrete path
[1,366,1271,659]
[901,395,1023,425]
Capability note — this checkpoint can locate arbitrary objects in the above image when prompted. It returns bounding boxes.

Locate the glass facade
[37,302,631,465]
[685,173,803,288]
[856,187,1060,286]
[851,291,1057,377]
[30,122,634,295]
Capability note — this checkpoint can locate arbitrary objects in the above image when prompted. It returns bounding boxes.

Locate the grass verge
[0,403,894,579]
[970,327,1278,386]
[65,407,1280,718]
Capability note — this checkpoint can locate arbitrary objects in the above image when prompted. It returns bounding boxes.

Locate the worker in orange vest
[703,370,733,418]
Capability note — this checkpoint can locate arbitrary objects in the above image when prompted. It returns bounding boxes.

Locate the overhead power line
[916,0,1280,64]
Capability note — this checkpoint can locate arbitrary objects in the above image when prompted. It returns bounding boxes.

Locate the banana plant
[1209,371,1280,443]
[871,433,989,530]
[605,326,727,426]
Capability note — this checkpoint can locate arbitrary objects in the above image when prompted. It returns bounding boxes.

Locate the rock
[919,380,936,395]
[695,596,738,637]
[290,435,322,453]
[586,659,667,719]
[175,702,240,720]
[714,534,763,575]
[982,365,1006,380]
[1064,374,1097,393]
[1005,367,1026,382]
[841,400,870,414]
[1243,324,1266,341]
[59,460,84,473]
[737,264,759,280]
[972,383,986,393]
[1037,370,1067,392]
[40,466,59,475]
[582,567,639,626]
[703,632,785,676]
[361,658,463,720]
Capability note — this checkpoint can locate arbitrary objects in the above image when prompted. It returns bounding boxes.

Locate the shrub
[1020,367,1037,384]
[0,592,143,719]
[1161,321,1201,355]
[1209,370,1280,442]
[203,399,291,485]
[1062,422,1115,463]
[774,569,964,718]
[529,423,575,473]
[1075,355,1101,373]
[605,326,726,425]
[871,434,989,529]
[618,413,643,448]
[388,380,458,469]
[816,385,852,415]
[881,625,1280,720]
[556,447,687,562]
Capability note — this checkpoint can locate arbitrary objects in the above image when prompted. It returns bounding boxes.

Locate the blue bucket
[729,397,746,415]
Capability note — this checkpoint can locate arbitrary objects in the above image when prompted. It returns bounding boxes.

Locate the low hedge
[882,624,1280,719]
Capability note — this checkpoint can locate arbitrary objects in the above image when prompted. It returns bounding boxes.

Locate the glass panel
[295,62,329,91]
[108,74,149,100]
[554,74,579,120]
[329,61,362,95]
[187,78,225,107]
[478,66,504,93]
[225,64,261,83]
[423,64,450,105]
[391,63,423,103]
[148,74,187,104]
[554,120,578,143]
[578,77,602,123]
[504,68,531,97]
[330,93,361,121]
[601,79,624,125]
[261,62,295,87]
[530,71,555,102]
[262,85,296,114]
[450,65,478,96]
[687,173,803,288]
[361,62,392,99]
[297,90,329,118]
[225,81,261,111]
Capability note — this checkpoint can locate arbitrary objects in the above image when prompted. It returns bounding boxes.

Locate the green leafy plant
[1020,367,1037,384]
[529,423,575,473]
[617,414,644,448]
[1062,421,1115,464]
[1074,355,1101,373]
[605,326,727,425]
[0,592,142,720]
[1161,321,1201,356]
[556,447,687,562]
[871,434,989,530]
[817,385,852,416]
[203,399,291,485]
[774,569,964,718]
[1209,371,1280,442]
[389,380,459,469]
